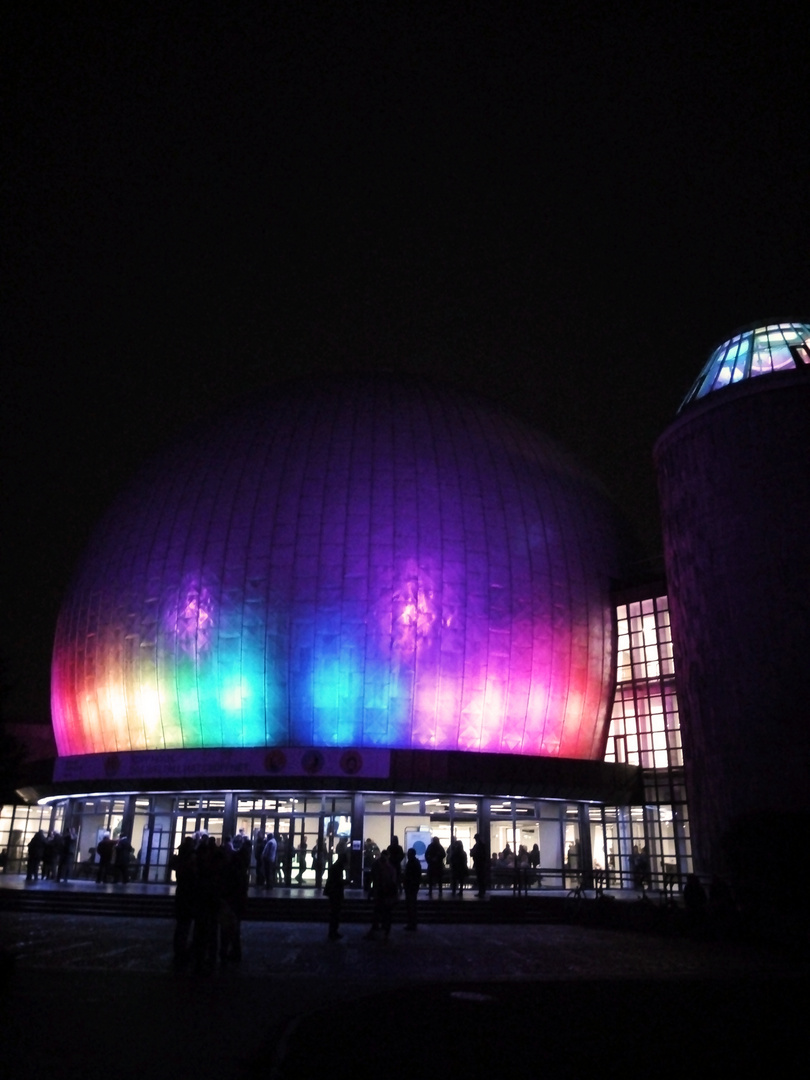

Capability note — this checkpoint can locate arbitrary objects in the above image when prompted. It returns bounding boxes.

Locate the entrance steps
[0,881,575,924]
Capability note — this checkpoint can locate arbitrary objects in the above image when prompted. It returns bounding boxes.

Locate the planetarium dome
[52,375,630,761]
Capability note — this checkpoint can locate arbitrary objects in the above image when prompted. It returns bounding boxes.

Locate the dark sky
[3,6,808,726]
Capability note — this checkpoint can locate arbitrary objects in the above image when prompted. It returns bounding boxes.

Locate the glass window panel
[769,343,796,371]
[397,797,423,812]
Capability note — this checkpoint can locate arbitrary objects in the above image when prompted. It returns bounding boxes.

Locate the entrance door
[140,823,173,883]
[172,813,223,857]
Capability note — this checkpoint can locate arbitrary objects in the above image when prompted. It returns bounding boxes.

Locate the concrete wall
[655,373,810,890]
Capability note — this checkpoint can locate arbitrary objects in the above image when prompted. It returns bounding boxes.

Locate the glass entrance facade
[4,786,690,892]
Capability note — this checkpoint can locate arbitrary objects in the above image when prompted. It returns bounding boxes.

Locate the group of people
[323,831,493,942]
[171,831,251,972]
[329,836,421,939]
[488,842,541,894]
[24,828,141,885]
[25,828,77,882]
[251,830,328,889]
[93,832,134,884]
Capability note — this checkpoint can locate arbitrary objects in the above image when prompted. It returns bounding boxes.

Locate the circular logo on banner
[301,749,325,774]
[264,749,287,773]
[340,750,363,775]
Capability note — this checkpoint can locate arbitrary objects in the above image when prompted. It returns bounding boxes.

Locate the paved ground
[1,912,805,1079]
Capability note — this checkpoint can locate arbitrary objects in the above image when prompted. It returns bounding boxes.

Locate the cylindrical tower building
[655,323,810,891]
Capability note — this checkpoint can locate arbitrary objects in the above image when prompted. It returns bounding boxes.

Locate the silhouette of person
[325,840,348,940]
[26,830,46,881]
[403,848,422,930]
[387,835,405,893]
[366,850,398,939]
[57,828,77,882]
[114,836,133,884]
[425,836,446,898]
[96,833,115,884]
[261,833,278,890]
[471,833,489,898]
[295,836,308,883]
[449,839,468,897]
[171,836,196,969]
[363,838,380,897]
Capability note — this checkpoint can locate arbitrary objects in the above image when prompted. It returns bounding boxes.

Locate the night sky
[3,6,807,729]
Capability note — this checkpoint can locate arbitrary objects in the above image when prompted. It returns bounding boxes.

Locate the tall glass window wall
[0,802,64,875]
[605,594,692,885]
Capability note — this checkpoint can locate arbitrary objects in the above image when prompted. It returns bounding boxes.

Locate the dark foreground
[1,913,804,1079]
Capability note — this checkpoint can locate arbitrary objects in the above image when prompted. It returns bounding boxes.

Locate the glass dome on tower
[679,322,810,411]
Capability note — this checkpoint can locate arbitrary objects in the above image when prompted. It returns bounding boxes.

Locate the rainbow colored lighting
[52,377,627,759]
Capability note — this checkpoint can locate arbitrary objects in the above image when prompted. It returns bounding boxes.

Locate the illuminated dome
[52,375,630,760]
[679,322,810,411]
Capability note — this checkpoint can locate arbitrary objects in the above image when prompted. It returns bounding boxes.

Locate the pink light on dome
[51,376,627,759]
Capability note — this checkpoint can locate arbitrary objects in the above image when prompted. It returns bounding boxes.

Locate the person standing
[26,830,46,881]
[192,835,222,975]
[403,848,422,931]
[425,836,446,898]
[311,837,326,890]
[387,835,405,894]
[96,832,115,884]
[219,837,248,966]
[295,835,308,884]
[325,840,348,940]
[114,835,133,884]
[366,850,398,939]
[171,836,196,970]
[253,830,266,887]
[57,828,77,882]
[471,833,489,898]
[261,833,278,890]
[41,831,59,880]
[362,837,380,897]
[449,839,468,897]
[514,844,530,897]
[529,842,541,887]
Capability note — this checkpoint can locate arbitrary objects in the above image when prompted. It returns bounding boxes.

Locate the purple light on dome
[165,577,215,657]
[51,376,628,759]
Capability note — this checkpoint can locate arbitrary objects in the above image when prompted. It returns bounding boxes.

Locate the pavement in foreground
[1,912,805,1079]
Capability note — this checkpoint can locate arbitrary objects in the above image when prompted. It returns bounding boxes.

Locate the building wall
[656,374,810,882]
